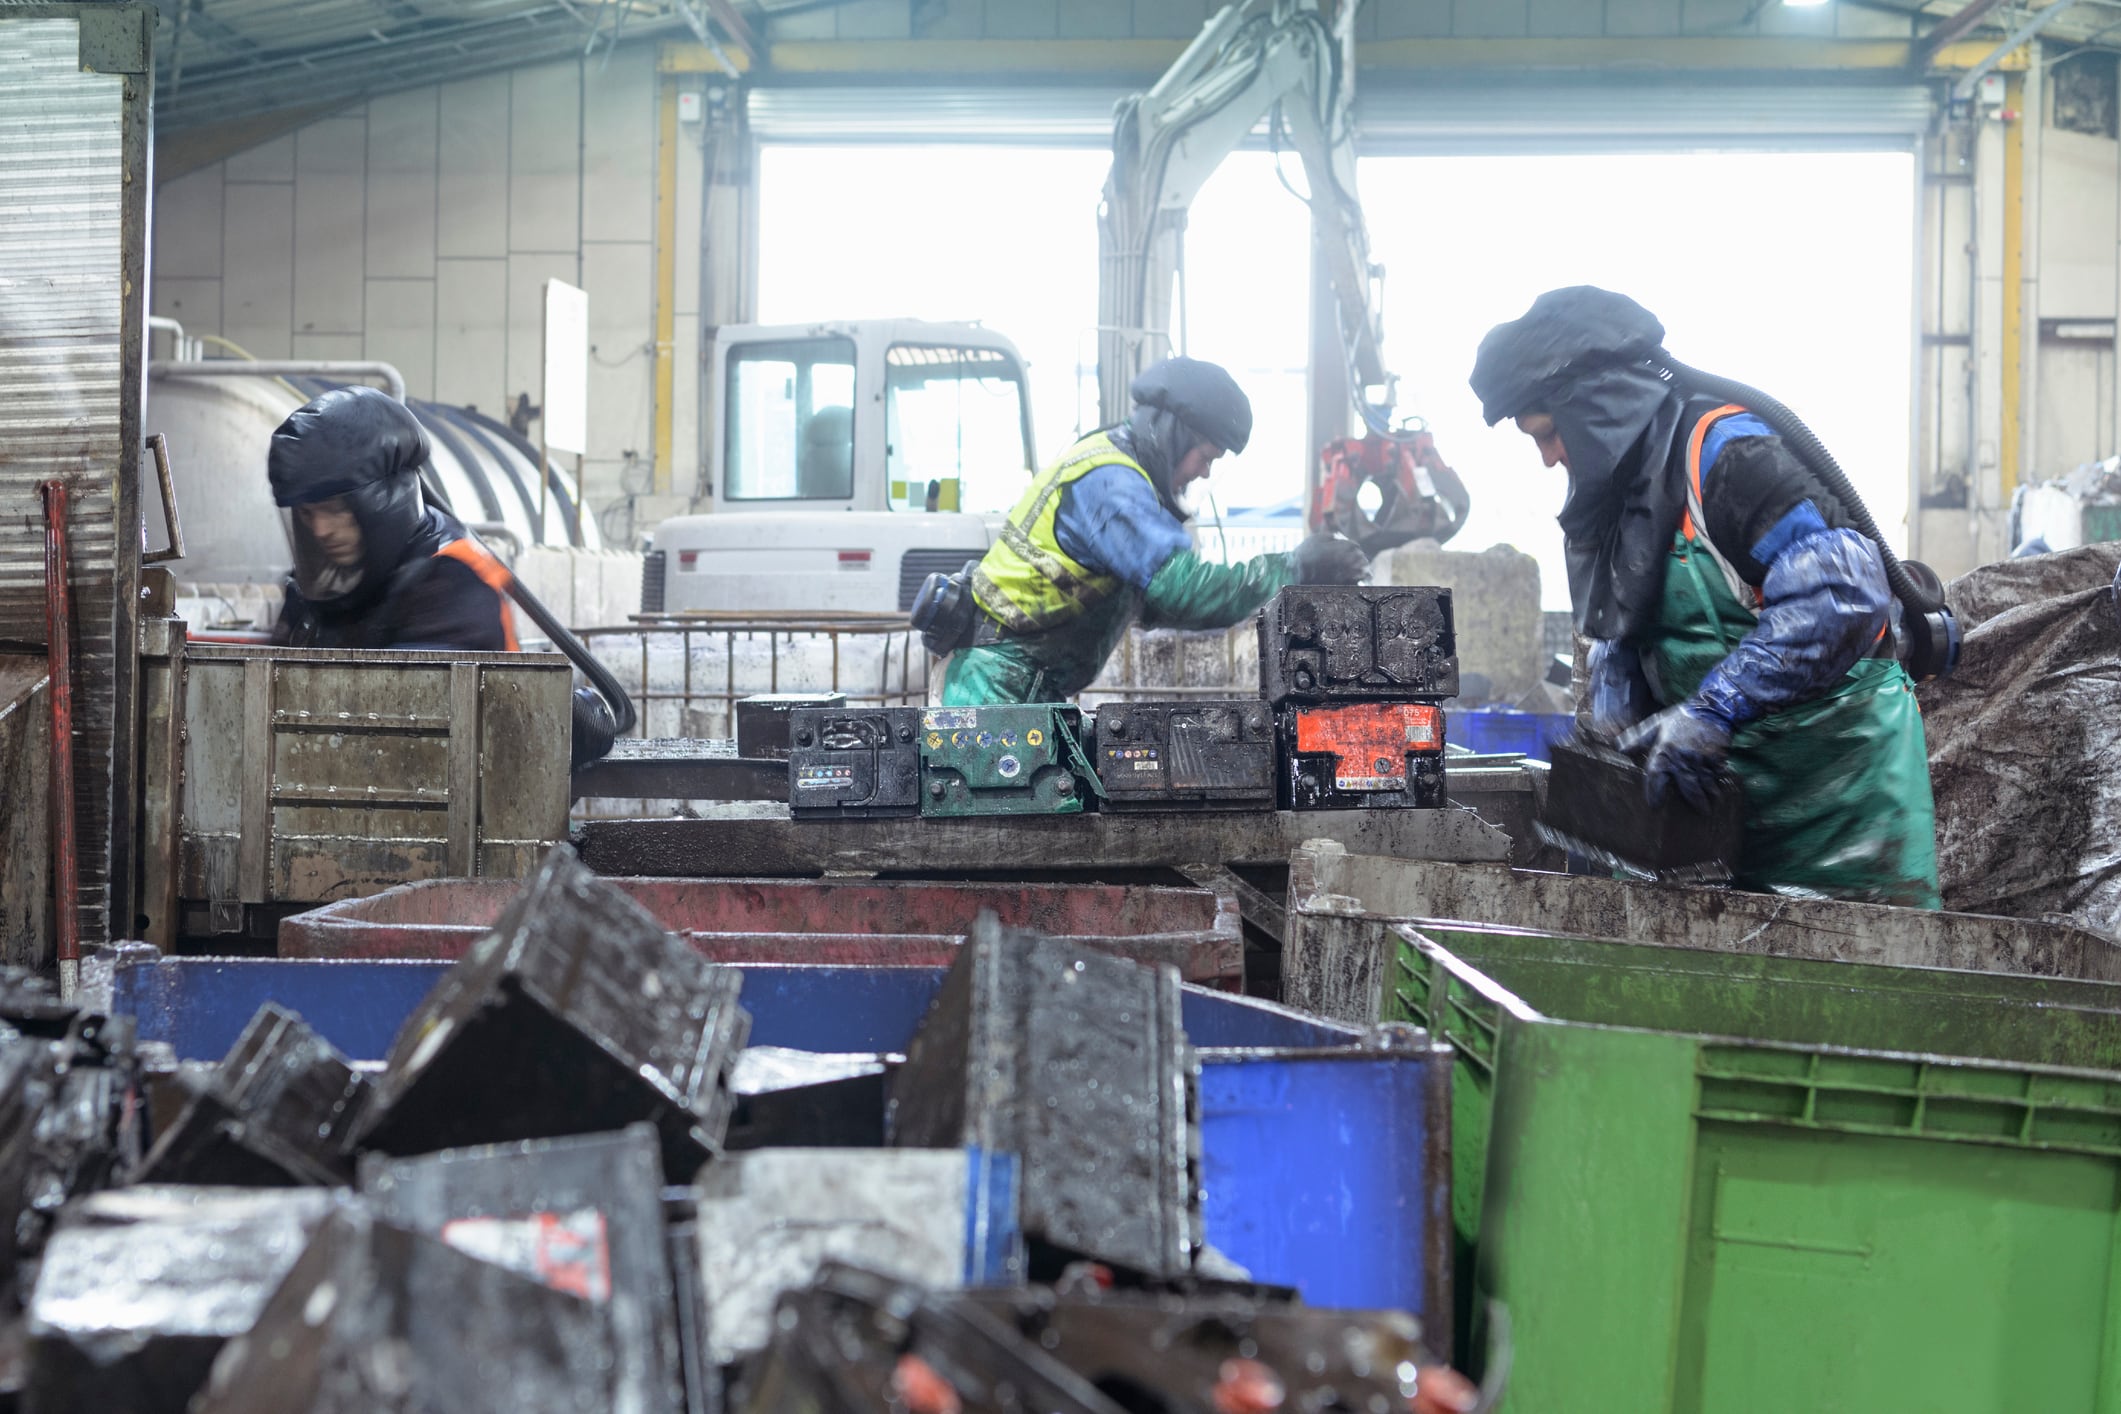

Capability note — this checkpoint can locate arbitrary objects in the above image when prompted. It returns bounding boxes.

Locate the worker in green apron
[1469,287,1939,907]
[941,357,1369,705]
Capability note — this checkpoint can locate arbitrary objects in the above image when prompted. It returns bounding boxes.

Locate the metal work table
[574,805,1511,878]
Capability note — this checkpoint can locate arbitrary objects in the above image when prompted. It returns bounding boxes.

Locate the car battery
[1092,699,1274,812]
[1536,733,1745,883]
[1259,584,1458,704]
[736,692,847,760]
[916,705,1100,817]
[787,707,922,820]
[1279,701,1448,810]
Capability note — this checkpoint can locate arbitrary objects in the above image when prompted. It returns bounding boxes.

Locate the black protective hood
[269,387,433,607]
[1469,287,1687,640]
[1112,404,1199,516]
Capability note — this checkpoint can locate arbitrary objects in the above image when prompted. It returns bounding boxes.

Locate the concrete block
[366,89,439,280]
[224,134,293,183]
[1453,0,1526,37]
[510,59,583,255]
[506,251,581,429]
[294,118,367,336]
[913,0,984,39]
[365,278,438,401]
[1527,0,1603,35]
[1601,0,1680,36]
[1057,0,1130,37]
[153,166,224,280]
[981,0,1057,38]
[1679,0,1753,34]
[1372,541,1545,702]
[1371,0,1452,40]
[1132,0,1207,40]
[581,241,654,463]
[434,257,508,415]
[221,180,294,358]
[151,276,221,336]
[834,0,913,38]
[438,72,510,259]
[583,45,655,246]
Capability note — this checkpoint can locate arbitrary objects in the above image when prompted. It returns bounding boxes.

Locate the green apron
[1638,527,1942,908]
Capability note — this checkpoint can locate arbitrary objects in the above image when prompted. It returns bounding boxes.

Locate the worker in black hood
[268,386,518,652]
[937,356,1369,704]
[1470,286,1939,907]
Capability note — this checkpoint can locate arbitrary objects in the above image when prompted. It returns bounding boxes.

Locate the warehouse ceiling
[148,0,2121,142]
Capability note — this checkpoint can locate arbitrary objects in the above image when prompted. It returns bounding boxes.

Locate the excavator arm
[1096,0,1466,552]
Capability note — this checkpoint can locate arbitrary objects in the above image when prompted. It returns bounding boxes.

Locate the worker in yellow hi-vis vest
[938,357,1369,704]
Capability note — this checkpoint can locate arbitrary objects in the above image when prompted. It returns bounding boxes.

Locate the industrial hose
[1654,353,1944,615]
[1653,353,1960,681]
[497,571,638,755]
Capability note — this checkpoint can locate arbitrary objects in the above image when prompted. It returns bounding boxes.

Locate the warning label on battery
[795,765,857,790]
[441,1209,612,1304]
[924,709,979,730]
[1102,746,1163,775]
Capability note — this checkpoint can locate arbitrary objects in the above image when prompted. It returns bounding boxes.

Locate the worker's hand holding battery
[1583,638,1653,742]
[1619,700,1733,812]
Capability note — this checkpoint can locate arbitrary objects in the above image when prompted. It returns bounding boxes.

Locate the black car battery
[736,692,847,760]
[1279,701,1448,810]
[917,704,1101,817]
[1536,733,1745,883]
[787,707,922,819]
[1258,584,1458,704]
[1094,699,1274,812]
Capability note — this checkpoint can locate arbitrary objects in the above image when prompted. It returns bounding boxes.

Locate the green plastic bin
[1388,921,2121,1412]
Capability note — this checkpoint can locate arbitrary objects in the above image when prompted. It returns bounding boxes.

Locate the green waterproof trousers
[1638,529,1942,908]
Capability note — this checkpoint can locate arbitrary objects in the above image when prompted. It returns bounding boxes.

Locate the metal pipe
[148,357,408,403]
[40,482,80,1001]
[1952,0,2082,100]
[146,315,193,361]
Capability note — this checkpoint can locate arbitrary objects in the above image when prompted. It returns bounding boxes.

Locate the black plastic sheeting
[1918,543,2121,939]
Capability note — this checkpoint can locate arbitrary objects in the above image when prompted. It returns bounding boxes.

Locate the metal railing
[577,612,931,741]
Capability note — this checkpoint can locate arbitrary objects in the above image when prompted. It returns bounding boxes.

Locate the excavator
[645,0,1466,617]
[1096,0,1470,556]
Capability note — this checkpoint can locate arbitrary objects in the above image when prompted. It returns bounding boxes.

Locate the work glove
[1584,638,1654,743]
[1617,700,1732,813]
[1289,532,1370,585]
[1142,549,1293,630]
[569,686,618,770]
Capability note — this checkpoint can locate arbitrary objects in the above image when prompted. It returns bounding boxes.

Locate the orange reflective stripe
[434,538,520,651]
[1681,403,1748,544]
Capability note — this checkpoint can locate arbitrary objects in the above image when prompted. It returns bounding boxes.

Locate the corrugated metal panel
[1354,82,1935,148]
[0,16,126,944]
[747,81,1934,148]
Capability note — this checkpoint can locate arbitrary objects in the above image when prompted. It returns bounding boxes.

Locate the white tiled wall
[150,44,694,540]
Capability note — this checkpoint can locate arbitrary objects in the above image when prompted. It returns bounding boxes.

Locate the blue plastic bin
[108,955,1447,1326]
[1451,708,1571,762]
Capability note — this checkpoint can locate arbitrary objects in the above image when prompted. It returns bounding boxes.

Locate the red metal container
[279,876,1245,988]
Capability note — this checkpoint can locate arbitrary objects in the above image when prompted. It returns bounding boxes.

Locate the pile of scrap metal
[1918,542,2121,940]
[0,850,1480,1414]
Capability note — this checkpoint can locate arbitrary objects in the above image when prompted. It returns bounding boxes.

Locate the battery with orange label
[1279,702,1447,809]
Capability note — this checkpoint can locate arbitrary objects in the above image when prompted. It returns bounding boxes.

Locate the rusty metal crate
[278,874,1246,988]
[155,643,571,942]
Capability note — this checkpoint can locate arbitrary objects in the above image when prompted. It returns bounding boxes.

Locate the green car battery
[917,705,1103,817]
